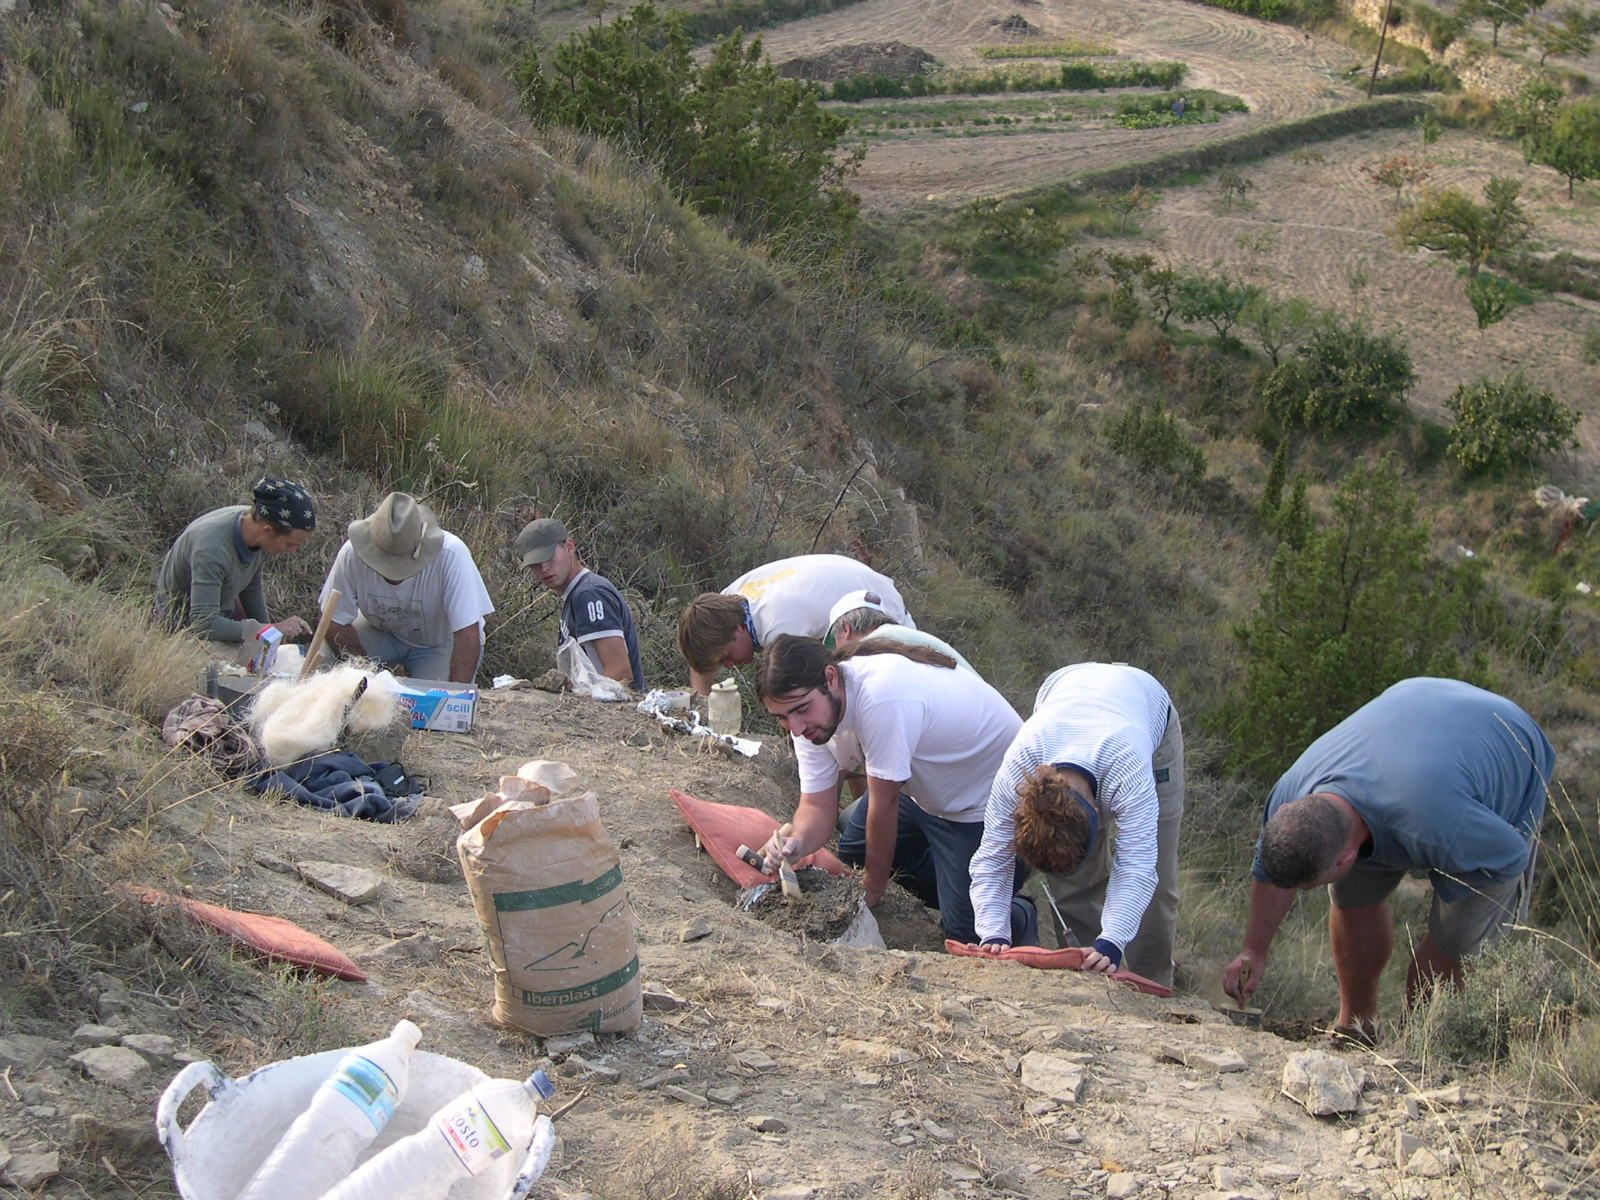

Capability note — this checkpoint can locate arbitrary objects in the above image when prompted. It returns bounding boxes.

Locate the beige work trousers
[1042,707,1183,989]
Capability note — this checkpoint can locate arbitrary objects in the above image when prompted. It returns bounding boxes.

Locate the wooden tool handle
[299,588,340,679]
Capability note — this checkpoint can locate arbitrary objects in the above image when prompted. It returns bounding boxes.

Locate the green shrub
[1175,270,1260,342]
[1584,327,1600,364]
[1224,458,1465,779]
[825,59,1185,101]
[1261,318,1415,432]
[1402,937,1586,1064]
[516,4,856,236]
[1408,2,1466,50]
[1105,401,1207,485]
[1465,272,1518,330]
[1445,374,1580,472]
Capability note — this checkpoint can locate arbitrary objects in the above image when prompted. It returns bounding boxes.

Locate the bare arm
[762,783,844,871]
[325,622,364,657]
[448,624,482,684]
[860,775,905,907]
[689,666,717,696]
[1222,880,1297,1006]
[590,636,634,686]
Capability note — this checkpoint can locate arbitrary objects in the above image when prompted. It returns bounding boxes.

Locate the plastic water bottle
[236,1019,422,1200]
[320,1070,556,1200]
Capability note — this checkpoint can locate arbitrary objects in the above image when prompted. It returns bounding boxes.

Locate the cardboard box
[394,677,478,733]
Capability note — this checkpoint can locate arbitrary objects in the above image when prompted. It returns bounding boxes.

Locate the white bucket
[156,1050,557,1200]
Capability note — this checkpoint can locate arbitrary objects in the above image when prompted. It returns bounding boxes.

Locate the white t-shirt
[862,626,976,675]
[724,554,913,645]
[320,533,495,649]
[970,663,1172,947]
[792,652,1021,821]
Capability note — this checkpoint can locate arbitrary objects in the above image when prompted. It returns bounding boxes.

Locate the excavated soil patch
[748,868,864,940]
[778,40,936,82]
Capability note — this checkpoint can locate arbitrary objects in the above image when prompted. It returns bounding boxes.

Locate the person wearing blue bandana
[967,663,1183,989]
[155,476,318,645]
[677,554,913,694]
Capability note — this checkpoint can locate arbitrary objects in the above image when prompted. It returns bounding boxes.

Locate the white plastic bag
[555,639,631,702]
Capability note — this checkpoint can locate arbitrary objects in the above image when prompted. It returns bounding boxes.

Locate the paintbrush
[775,822,802,901]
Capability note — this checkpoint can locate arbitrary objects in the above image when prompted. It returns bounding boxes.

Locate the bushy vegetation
[1105,401,1207,485]
[1395,176,1532,280]
[515,3,857,235]
[676,0,870,43]
[824,59,1186,102]
[1446,374,1581,472]
[1261,319,1416,432]
[975,40,1112,59]
[1224,458,1469,779]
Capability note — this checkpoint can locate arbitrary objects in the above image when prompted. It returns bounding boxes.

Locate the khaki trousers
[1042,707,1184,989]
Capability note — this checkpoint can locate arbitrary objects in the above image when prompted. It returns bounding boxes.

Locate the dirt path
[753,0,1363,211]
[1140,124,1600,475]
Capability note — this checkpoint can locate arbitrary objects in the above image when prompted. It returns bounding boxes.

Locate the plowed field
[753,0,1365,210]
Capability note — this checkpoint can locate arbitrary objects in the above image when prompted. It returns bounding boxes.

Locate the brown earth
[752,0,1364,211]
[11,688,1588,1199]
[1137,123,1600,478]
[777,40,937,83]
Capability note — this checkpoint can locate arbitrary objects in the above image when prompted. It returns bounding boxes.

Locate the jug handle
[155,1060,230,1165]
[507,1115,557,1200]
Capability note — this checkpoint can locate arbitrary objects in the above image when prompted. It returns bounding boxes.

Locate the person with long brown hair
[754,635,1036,945]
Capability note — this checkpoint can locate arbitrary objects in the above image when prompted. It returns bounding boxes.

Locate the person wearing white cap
[319,493,494,683]
[827,590,976,674]
[515,517,644,691]
[676,553,914,694]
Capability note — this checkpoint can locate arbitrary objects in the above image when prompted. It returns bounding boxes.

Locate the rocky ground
[2,687,1595,1198]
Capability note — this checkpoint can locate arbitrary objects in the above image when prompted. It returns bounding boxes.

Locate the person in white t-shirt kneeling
[826,589,976,675]
[754,634,1037,947]
[319,493,495,684]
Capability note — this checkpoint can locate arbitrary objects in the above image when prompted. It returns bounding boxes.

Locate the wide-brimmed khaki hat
[348,492,444,581]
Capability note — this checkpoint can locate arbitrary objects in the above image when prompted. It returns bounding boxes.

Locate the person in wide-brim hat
[347,492,446,581]
[317,492,495,683]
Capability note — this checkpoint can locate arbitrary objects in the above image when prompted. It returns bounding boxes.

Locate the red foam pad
[124,884,367,982]
[944,939,1172,998]
[671,789,847,888]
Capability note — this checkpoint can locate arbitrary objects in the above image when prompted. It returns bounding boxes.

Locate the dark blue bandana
[251,476,316,531]
[1051,762,1100,856]
[741,598,762,651]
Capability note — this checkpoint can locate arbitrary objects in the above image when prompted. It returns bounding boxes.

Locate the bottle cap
[525,1069,556,1100]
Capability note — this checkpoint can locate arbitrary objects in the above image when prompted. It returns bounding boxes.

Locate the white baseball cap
[827,588,891,632]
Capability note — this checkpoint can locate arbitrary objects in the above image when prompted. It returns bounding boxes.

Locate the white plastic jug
[708,678,742,736]
[157,1053,556,1200]
[320,1072,556,1200]
[235,1019,421,1200]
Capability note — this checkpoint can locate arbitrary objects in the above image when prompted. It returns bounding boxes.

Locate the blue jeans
[839,793,1037,946]
[353,616,479,682]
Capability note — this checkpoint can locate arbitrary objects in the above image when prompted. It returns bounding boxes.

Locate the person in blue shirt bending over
[516,518,645,692]
[1223,678,1554,1044]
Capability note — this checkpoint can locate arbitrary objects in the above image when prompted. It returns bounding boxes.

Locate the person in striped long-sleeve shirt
[968,663,1183,988]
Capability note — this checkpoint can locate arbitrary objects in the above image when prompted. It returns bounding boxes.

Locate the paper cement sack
[453,761,641,1036]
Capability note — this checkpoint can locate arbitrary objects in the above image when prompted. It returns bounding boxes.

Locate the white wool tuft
[251,664,400,767]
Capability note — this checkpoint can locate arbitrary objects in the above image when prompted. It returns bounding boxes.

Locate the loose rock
[545,1032,595,1055]
[3,1151,59,1190]
[642,985,687,1011]
[679,916,714,943]
[1281,1050,1366,1116]
[296,861,384,905]
[69,1045,151,1089]
[121,1033,178,1064]
[1105,1172,1140,1198]
[1020,1051,1086,1104]
[748,1116,788,1133]
[72,1024,121,1047]
[707,1085,742,1106]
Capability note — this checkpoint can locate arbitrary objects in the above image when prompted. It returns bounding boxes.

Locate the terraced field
[754,0,1367,210]
[1143,124,1600,469]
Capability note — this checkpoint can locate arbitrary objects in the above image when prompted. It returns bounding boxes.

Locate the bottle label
[433,1094,513,1177]
[330,1055,401,1133]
